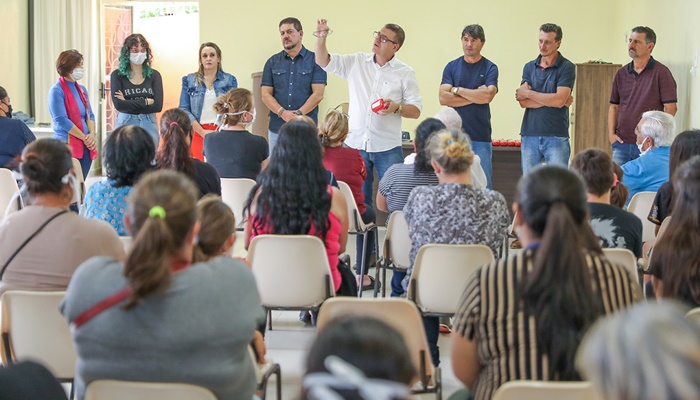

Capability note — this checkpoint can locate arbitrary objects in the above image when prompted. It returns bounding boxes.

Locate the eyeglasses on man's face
[373,31,397,45]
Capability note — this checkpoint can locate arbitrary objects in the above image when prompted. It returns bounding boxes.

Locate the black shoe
[299,311,312,325]
[362,276,381,291]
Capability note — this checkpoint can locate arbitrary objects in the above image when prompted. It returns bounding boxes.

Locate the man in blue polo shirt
[439,24,498,188]
[516,23,575,175]
[261,17,327,152]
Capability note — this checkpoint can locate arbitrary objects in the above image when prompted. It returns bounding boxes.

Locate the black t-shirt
[648,181,672,226]
[110,69,163,114]
[203,129,268,180]
[588,202,643,257]
[193,159,221,198]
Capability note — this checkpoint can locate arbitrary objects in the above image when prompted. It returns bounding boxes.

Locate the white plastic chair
[84,380,217,400]
[247,347,281,400]
[493,380,598,400]
[317,297,442,399]
[220,178,256,230]
[84,176,107,193]
[119,236,132,253]
[627,191,658,243]
[0,168,21,218]
[687,308,700,325]
[602,248,640,286]
[337,181,379,297]
[376,211,412,298]
[408,244,494,316]
[71,158,86,210]
[247,235,335,330]
[1,291,76,396]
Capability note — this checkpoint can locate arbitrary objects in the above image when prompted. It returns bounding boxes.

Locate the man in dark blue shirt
[439,24,498,188]
[515,23,575,175]
[261,17,327,153]
[0,86,35,169]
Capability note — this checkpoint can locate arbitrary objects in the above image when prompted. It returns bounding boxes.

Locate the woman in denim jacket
[179,42,237,161]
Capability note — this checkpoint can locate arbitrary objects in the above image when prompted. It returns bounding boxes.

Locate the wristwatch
[295,110,303,116]
[452,87,459,95]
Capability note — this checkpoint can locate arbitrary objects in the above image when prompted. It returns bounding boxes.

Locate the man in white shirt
[315,18,422,207]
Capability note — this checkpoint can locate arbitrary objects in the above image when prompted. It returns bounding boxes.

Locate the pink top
[249,188,343,292]
[322,146,366,214]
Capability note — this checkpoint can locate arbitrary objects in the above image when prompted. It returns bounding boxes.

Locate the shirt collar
[366,53,397,67]
[535,52,564,70]
[627,56,656,74]
[284,46,307,59]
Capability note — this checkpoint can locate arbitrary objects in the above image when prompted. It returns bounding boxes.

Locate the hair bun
[20,154,46,181]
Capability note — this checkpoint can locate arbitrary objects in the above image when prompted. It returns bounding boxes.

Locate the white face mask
[70,67,84,81]
[637,136,650,156]
[130,52,148,65]
[216,109,255,131]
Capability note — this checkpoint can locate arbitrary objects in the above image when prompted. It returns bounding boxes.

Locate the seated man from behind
[622,110,676,202]
[571,148,642,257]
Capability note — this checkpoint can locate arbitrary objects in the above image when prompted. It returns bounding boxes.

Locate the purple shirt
[610,57,677,144]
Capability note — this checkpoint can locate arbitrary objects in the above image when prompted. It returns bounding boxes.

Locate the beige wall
[0,0,30,113]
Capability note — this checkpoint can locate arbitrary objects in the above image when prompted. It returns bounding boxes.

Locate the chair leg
[372,227,380,298]
[382,264,387,298]
[267,309,272,331]
[357,232,369,298]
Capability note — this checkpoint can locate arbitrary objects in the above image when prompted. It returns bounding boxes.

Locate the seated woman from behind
[83,125,155,235]
[156,108,221,198]
[61,170,265,400]
[650,156,700,307]
[0,139,123,296]
[403,129,509,367]
[450,165,642,400]
[204,88,268,180]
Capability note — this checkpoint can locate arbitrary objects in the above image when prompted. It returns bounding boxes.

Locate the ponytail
[156,109,195,178]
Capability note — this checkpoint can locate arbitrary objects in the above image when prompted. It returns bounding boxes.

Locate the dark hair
[279,17,302,32]
[666,130,700,212]
[570,148,615,197]
[117,34,154,79]
[124,170,199,309]
[540,23,563,41]
[103,125,155,187]
[193,195,235,263]
[652,156,700,304]
[384,24,405,48]
[461,24,485,42]
[632,26,656,44]
[414,118,444,173]
[195,42,223,86]
[516,165,604,380]
[156,109,195,179]
[56,50,83,77]
[303,316,415,399]
[20,139,73,196]
[212,88,253,127]
[244,120,331,239]
[0,86,7,101]
[610,162,629,209]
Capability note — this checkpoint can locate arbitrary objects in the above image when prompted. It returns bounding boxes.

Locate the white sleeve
[323,53,362,80]
[470,155,487,189]
[402,68,422,111]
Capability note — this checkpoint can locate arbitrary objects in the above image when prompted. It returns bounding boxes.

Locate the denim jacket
[179,70,237,122]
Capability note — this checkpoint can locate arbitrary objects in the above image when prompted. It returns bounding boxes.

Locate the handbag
[335,256,359,297]
[0,210,68,281]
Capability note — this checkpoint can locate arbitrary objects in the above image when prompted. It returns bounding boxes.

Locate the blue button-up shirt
[261,46,327,133]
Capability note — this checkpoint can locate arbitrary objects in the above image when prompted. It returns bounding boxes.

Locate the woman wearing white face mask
[204,88,269,179]
[110,33,163,148]
[47,49,97,179]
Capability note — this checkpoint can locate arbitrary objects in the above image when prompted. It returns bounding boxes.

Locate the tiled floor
[235,229,465,399]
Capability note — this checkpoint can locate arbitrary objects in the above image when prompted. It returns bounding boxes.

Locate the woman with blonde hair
[204,88,268,179]
[179,42,238,161]
[62,170,265,400]
[403,129,509,367]
[319,109,377,289]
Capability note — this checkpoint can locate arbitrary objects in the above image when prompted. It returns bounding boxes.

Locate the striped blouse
[453,248,642,400]
[378,163,438,214]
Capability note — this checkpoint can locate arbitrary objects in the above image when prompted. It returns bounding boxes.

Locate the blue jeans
[268,130,279,155]
[423,316,440,366]
[116,113,159,149]
[355,207,377,275]
[612,142,640,166]
[521,136,570,175]
[472,140,493,189]
[359,146,404,207]
[76,143,92,180]
[391,270,407,297]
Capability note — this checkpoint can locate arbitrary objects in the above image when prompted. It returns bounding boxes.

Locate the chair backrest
[220,178,256,229]
[119,236,132,253]
[409,244,494,314]
[0,291,76,379]
[0,168,21,218]
[71,158,86,207]
[602,248,639,283]
[248,235,334,307]
[316,297,434,387]
[627,191,657,242]
[384,211,412,270]
[84,380,217,400]
[493,380,599,400]
[337,181,365,232]
[84,176,107,193]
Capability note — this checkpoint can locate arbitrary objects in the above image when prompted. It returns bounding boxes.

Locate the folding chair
[627,191,658,243]
[220,178,256,230]
[84,380,217,400]
[493,380,598,400]
[0,168,22,218]
[375,211,411,298]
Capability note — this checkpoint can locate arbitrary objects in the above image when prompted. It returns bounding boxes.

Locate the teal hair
[117,34,154,79]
